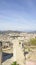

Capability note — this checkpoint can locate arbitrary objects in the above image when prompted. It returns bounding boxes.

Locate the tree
[30,38,36,46]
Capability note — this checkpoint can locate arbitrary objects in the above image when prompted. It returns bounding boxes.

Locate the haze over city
[0,0,36,31]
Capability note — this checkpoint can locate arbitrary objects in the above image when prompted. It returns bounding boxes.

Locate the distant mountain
[0,30,36,34]
[0,30,21,34]
[27,31,36,33]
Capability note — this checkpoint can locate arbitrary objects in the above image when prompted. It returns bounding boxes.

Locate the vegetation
[11,61,19,65]
[30,38,36,45]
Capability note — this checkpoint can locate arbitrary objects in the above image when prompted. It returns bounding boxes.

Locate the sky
[0,0,36,31]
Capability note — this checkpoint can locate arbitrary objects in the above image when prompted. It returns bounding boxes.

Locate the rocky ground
[2,48,36,65]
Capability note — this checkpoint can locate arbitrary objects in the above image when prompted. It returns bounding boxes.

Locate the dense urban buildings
[0,31,36,65]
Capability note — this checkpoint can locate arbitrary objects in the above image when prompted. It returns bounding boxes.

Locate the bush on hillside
[11,61,19,65]
[30,38,36,45]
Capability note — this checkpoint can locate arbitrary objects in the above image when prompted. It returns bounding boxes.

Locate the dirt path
[26,60,36,65]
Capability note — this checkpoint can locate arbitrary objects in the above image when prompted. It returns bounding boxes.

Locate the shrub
[11,61,19,65]
[30,38,36,45]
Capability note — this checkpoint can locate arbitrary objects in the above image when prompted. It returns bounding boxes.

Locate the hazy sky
[0,0,36,31]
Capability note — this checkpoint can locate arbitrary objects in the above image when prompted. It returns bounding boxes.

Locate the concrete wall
[12,39,24,65]
[0,42,2,65]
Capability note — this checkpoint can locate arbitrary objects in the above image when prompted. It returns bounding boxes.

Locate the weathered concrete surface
[0,52,2,65]
[12,39,24,65]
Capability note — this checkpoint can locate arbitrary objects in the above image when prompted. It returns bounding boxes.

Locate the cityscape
[0,0,36,65]
[0,31,36,65]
